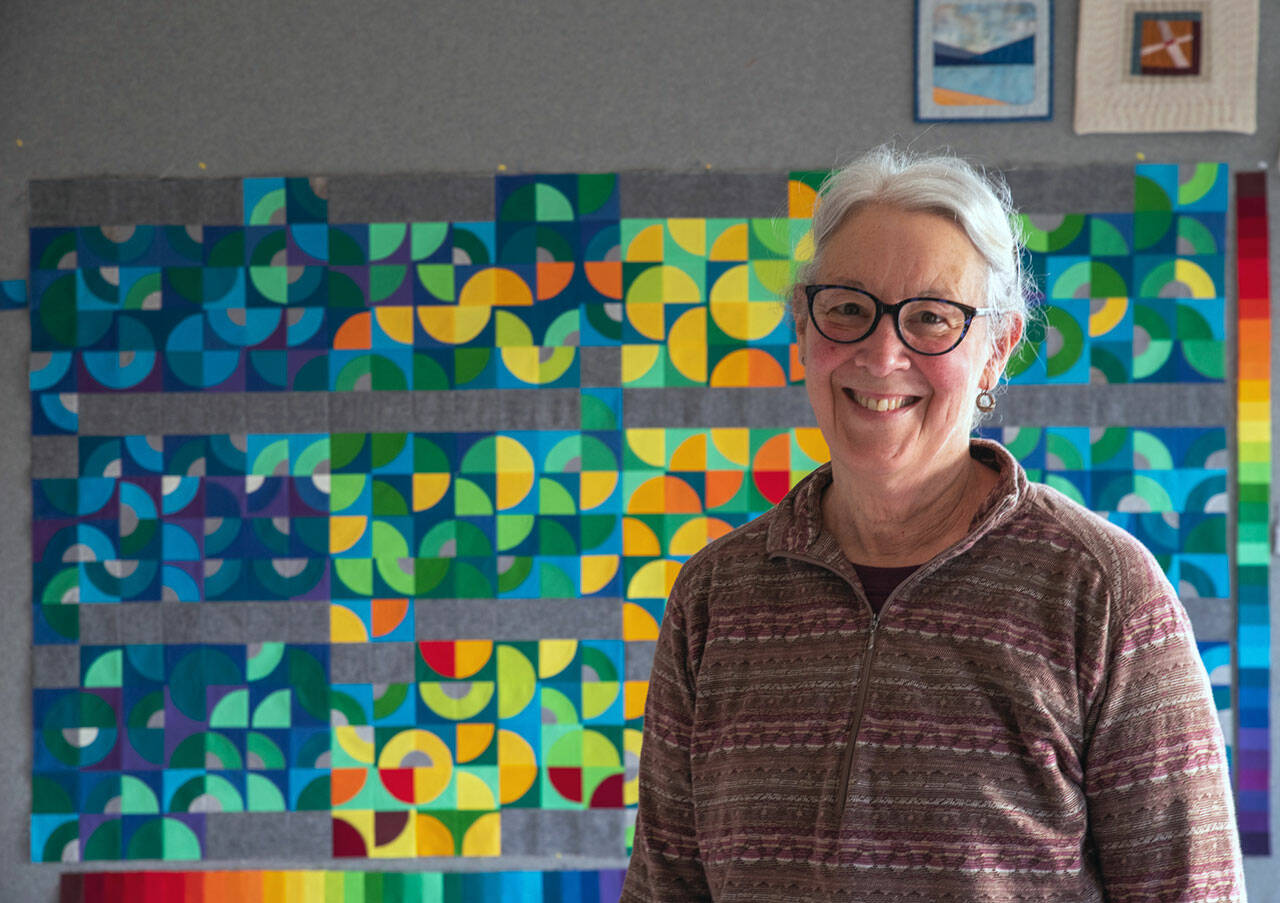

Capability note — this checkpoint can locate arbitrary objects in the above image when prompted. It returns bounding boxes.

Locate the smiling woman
[621,146,1245,902]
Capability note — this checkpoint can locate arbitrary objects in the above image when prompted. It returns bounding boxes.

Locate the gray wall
[3,1,1279,899]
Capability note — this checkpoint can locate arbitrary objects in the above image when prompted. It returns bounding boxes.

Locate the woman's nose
[850,315,912,374]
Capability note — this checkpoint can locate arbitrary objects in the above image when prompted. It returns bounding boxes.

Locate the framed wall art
[915,0,1053,121]
[1074,0,1258,133]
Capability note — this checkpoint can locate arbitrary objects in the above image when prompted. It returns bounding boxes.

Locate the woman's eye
[831,301,871,318]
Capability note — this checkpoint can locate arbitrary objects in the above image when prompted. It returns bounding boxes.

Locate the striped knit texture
[622,440,1244,902]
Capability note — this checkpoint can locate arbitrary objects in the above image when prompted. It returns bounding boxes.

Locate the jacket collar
[764,438,1027,565]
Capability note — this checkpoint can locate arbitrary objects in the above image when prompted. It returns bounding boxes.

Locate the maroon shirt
[851,563,919,615]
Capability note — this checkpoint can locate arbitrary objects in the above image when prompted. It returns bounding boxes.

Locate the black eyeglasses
[803,284,994,356]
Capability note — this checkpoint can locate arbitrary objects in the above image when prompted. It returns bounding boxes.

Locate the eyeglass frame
[802,283,997,356]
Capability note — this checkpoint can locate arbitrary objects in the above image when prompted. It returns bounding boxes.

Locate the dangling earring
[975,388,996,412]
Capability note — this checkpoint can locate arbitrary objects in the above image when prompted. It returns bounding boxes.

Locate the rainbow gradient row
[60,868,625,903]
[1235,171,1271,855]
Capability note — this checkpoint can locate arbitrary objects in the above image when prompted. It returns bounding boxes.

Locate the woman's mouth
[845,389,917,412]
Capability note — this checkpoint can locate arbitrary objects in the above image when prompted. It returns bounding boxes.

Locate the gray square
[245,393,289,433]
[580,346,621,388]
[368,642,416,683]
[995,384,1232,428]
[620,173,787,218]
[204,812,330,860]
[1005,165,1134,213]
[160,395,211,435]
[80,394,165,437]
[416,598,498,639]
[58,180,112,225]
[154,178,242,226]
[31,645,79,688]
[492,388,577,430]
[329,643,370,683]
[69,179,161,225]
[161,603,203,644]
[329,393,377,432]
[243,601,290,642]
[625,641,656,681]
[154,180,198,225]
[328,175,494,223]
[369,391,416,431]
[490,390,540,429]
[117,602,165,644]
[164,393,247,434]
[501,810,628,856]
[1183,597,1233,642]
[113,179,169,224]
[29,180,72,226]
[193,602,249,642]
[77,604,120,644]
[499,599,621,640]
[30,436,79,479]
[413,390,458,432]
[287,393,330,433]
[198,178,244,225]
[287,601,330,643]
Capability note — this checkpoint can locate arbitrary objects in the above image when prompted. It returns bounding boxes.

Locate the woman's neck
[821,451,997,567]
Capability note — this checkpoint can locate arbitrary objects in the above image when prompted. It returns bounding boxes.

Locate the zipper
[770,549,888,822]
[835,611,879,820]
[770,454,1019,824]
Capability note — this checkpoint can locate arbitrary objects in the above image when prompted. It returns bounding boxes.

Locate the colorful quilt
[24,161,1265,890]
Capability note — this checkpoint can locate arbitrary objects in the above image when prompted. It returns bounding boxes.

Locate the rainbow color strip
[1235,171,1271,855]
[60,868,626,902]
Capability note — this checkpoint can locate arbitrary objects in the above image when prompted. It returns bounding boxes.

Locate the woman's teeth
[851,392,912,412]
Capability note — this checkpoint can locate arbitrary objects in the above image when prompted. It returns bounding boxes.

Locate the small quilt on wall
[915,0,1053,121]
[1074,0,1258,133]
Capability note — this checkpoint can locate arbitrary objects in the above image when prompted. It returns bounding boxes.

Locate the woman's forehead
[817,206,987,293]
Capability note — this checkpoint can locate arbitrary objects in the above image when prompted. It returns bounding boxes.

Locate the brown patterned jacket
[622,440,1244,901]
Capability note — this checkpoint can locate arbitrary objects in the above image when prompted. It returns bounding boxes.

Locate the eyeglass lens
[811,287,970,354]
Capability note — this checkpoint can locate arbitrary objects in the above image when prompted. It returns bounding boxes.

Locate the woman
[621,147,1244,901]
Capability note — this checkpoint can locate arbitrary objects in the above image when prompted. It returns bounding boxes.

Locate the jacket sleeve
[1084,564,1246,901]
[620,566,714,901]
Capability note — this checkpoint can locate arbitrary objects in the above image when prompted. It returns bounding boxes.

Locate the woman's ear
[982,317,1025,388]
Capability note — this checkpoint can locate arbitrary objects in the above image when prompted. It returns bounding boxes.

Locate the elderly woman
[620,147,1244,901]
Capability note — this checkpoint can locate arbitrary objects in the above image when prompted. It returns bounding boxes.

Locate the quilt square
[1075,0,1258,133]
[1132,12,1202,76]
[915,0,1053,121]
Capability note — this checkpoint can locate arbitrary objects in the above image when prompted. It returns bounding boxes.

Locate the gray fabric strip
[624,384,1232,428]
[1002,164,1135,213]
[413,597,622,641]
[327,174,495,223]
[74,389,583,437]
[618,172,789,218]
[991,383,1232,427]
[204,812,332,860]
[68,383,1230,440]
[500,809,629,857]
[81,597,623,645]
[79,600,330,645]
[623,386,817,427]
[28,178,242,227]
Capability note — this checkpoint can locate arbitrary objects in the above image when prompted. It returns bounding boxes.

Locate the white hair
[795,145,1033,361]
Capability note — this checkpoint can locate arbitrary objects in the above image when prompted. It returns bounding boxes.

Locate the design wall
[25,162,1263,887]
